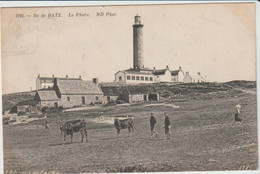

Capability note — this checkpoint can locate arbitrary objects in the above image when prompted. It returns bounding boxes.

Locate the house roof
[17,100,39,106]
[36,90,59,101]
[171,70,180,76]
[152,69,167,75]
[101,86,123,96]
[124,67,153,72]
[125,86,149,95]
[38,77,82,82]
[57,80,103,95]
[118,70,153,75]
[101,85,151,96]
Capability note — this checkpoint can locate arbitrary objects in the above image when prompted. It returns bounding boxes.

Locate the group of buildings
[33,74,159,109]
[24,15,207,111]
[114,15,207,84]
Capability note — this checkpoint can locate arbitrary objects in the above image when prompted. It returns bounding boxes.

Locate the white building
[115,68,155,84]
[36,74,82,90]
[153,66,184,83]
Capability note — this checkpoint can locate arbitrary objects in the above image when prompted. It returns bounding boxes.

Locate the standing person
[164,113,171,140]
[44,114,49,129]
[150,112,158,138]
[234,104,242,123]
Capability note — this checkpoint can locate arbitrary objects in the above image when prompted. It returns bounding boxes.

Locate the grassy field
[3,89,258,173]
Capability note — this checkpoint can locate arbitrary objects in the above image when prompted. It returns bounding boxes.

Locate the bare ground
[3,91,258,173]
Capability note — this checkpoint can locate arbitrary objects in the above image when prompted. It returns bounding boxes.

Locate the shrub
[41,106,48,113]
[17,112,26,116]
[116,100,124,104]
[58,106,64,112]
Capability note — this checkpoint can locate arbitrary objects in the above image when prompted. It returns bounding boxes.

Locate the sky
[1,3,256,94]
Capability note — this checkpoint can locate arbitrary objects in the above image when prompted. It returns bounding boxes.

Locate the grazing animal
[60,119,88,144]
[114,117,135,136]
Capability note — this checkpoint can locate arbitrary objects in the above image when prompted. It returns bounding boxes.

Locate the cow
[114,117,136,136]
[60,119,88,144]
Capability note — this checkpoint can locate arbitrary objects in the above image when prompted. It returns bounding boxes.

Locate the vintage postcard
[1,2,258,173]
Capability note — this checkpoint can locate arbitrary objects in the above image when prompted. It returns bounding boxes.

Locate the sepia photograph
[1,2,258,173]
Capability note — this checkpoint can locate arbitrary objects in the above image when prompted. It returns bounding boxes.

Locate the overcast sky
[1,3,256,94]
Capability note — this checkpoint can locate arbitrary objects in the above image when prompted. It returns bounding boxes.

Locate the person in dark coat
[164,113,171,140]
[150,113,158,137]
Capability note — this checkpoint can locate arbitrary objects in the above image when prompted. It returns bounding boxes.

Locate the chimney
[198,72,201,75]
[52,74,54,78]
[166,65,169,69]
[54,78,58,86]
[153,67,156,71]
[38,74,40,78]
[66,75,68,79]
[93,78,99,84]
[186,72,189,75]
[179,66,182,70]
[79,75,82,79]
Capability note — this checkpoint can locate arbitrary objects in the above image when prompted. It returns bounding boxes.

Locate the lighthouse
[115,15,185,84]
[133,15,144,69]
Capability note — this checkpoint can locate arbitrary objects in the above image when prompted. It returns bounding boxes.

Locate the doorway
[82,96,85,105]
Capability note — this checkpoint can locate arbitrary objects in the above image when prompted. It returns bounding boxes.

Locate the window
[96,96,99,100]
[136,76,140,80]
[150,77,153,81]
[82,96,85,105]
[141,76,144,81]
[132,76,135,80]
[54,102,58,107]
[145,77,148,81]
[119,76,122,81]
[67,97,70,101]
[127,76,130,80]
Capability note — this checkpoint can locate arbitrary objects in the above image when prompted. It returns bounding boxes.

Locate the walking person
[44,114,49,129]
[150,112,158,138]
[164,113,171,140]
[234,104,243,123]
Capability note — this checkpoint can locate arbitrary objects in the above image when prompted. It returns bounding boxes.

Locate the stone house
[53,79,104,108]
[34,90,60,108]
[34,78,104,108]
[120,86,159,103]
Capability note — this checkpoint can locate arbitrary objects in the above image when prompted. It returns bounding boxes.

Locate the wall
[115,71,126,82]
[59,94,103,108]
[17,104,41,114]
[129,94,146,103]
[125,73,154,84]
[183,74,193,83]
[40,101,59,108]
[106,96,118,103]
[171,75,178,82]
[41,82,54,89]
[177,71,184,82]
[36,79,41,90]
[159,70,172,82]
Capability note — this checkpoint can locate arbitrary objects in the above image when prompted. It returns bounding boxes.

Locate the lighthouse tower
[133,15,144,70]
